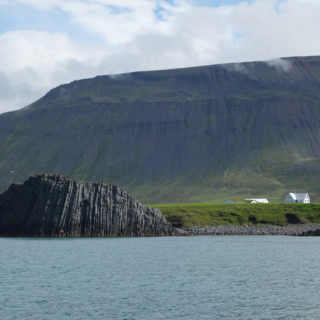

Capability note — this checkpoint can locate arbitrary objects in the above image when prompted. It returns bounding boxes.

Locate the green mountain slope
[1,56,320,203]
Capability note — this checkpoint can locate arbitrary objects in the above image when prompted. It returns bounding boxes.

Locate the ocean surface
[1,236,320,320]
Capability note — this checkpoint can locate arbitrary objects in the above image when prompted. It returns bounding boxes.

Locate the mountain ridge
[1,55,320,203]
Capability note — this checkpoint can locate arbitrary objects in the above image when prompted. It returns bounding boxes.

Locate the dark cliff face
[0,175,173,237]
[1,56,320,202]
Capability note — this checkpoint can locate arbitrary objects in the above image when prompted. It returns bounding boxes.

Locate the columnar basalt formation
[0,175,173,237]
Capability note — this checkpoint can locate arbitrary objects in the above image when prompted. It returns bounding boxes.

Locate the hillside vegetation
[1,56,320,202]
[152,203,320,228]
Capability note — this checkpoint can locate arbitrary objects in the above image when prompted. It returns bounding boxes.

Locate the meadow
[151,203,320,228]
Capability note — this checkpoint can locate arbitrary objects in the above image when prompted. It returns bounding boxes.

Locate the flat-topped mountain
[0,175,173,237]
[1,56,320,202]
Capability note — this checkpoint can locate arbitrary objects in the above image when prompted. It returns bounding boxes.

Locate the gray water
[1,236,320,320]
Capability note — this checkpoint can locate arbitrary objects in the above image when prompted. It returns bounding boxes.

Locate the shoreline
[177,224,320,236]
[1,224,320,238]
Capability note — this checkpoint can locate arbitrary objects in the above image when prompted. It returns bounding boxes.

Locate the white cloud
[61,0,162,45]
[266,58,292,72]
[0,0,320,113]
[0,30,100,111]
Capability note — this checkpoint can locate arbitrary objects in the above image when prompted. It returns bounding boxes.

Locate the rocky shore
[179,224,320,236]
[1,175,320,237]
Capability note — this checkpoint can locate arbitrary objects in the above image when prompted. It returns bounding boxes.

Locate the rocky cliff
[0,175,173,237]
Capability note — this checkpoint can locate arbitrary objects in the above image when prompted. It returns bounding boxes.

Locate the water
[1,236,320,320]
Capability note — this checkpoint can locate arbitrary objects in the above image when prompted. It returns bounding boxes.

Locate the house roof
[288,193,309,200]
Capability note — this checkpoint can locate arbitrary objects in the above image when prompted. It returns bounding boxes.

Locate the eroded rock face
[0,175,173,237]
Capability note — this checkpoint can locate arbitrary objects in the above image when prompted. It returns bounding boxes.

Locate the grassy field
[150,203,320,228]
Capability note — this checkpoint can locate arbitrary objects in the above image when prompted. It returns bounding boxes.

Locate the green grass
[150,203,320,228]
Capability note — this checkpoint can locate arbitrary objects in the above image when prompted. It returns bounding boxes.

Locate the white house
[284,192,310,203]
[245,198,269,204]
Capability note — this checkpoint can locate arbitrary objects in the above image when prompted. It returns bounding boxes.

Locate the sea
[1,236,320,320]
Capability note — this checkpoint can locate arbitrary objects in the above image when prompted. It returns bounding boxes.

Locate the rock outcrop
[0,174,173,237]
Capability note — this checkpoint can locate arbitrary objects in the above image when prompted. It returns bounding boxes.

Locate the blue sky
[0,0,319,113]
[0,2,100,43]
[0,1,254,42]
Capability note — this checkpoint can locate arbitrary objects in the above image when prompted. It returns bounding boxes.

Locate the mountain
[1,56,320,203]
[0,174,173,236]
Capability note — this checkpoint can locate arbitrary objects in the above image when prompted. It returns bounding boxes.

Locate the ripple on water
[1,236,320,320]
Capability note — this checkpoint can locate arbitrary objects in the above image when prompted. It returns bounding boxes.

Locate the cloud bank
[0,0,320,113]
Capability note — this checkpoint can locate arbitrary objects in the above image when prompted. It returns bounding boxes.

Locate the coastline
[177,224,320,236]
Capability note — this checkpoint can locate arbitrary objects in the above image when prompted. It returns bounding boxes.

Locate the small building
[245,198,269,204]
[284,192,310,203]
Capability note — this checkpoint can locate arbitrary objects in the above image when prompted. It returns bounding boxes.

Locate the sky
[0,0,319,113]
